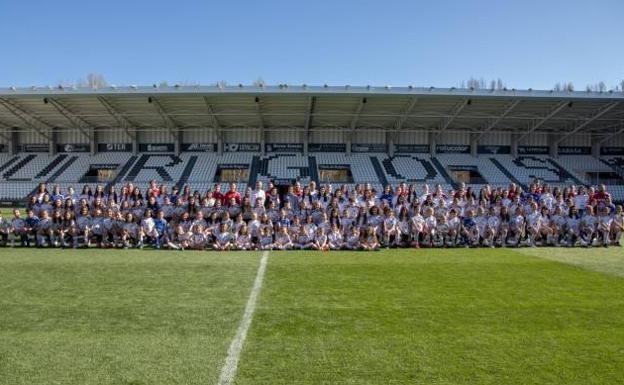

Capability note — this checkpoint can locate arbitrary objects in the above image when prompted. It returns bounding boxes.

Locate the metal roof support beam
[97,96,138,153]
[0,97,52,142]
[516,101,568,142]
[45,98,95,153]
[303,96,315,155]
[203,96,223,154]
[347,97,367,155]
[392,97,418,131]
[0,120,12,141]
[389,97,418,156]
[149,96,180,154]
[255,97,265,155]
[598,121,624,145]
[439,99,469,132]
[555,102,620,145]
[0,120,16,156]
[475,99,520,141]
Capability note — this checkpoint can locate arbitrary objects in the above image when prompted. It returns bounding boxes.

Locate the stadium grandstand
[0,84,623,204]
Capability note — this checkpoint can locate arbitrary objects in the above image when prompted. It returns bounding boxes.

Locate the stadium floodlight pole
[438,98,469,132]
[148,96,181,154]
[96,96,138,154]
[303,96,316,155]
[475,99,521,141]
[43,98,95,153]
[347,97,367,155]
[515,100,568,142]
[555,102,620,145]
[0,97,54,154]
[203,96,223,155]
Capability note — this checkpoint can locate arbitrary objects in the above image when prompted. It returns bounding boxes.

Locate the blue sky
[0,0,622,89]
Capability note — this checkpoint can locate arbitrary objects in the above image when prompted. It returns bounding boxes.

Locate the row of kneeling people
[0,203,622,249]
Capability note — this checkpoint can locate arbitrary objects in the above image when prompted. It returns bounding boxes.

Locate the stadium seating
[0,151,623,202]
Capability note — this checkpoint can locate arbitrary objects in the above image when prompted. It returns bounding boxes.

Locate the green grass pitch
[1,247,623,385]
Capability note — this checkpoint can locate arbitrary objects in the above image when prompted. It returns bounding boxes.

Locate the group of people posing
[1,179,622,250]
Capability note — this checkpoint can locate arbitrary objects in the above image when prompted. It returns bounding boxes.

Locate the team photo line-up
[1,179,622,250]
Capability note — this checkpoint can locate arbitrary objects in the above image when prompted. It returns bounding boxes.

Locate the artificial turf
[0,247,623,385]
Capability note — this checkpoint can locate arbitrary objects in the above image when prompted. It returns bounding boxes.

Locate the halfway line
[217,251,270,385]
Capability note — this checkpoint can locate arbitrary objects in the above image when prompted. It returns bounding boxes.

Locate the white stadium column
[428,132,436,156]
[470,133,478,157]
[387,132,395,157]
[255,97,266,156]
[591,135,601,159]
[90,127,96,155]
[49,127,56,155]
[511,133,519,157]
[548,133,558,158]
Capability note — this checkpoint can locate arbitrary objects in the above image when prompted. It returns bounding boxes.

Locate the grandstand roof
[0,85,623,138]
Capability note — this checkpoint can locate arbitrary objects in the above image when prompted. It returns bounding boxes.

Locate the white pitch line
[217,251,269,385]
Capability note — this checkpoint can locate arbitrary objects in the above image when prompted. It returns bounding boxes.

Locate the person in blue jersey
[24,209,41,247]
[461,209,479,247]
[379,185,394,208]
[153,210,168,249]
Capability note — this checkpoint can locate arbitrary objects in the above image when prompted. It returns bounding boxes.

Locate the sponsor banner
[182,143,216,152]
[98,143,133,152]
[518,146,549,155]
[319,164,352,170]
[19,143,49,152]
[265,143,304,153]
[271,178,293,185]
[308,143,347,152]
[224,143,261,152]
[57,143,90,153]
[138,143,174,152]
[601,147,624,156]
[394,144,429,153]
[436,144,471,154]
[351,143,387,153]
[449,165,478,171]
[558,146,591,155]
[218,164,249,170]
[477,145,511,155]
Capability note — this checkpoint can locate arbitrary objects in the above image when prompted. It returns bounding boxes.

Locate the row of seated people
[0,179,621,249]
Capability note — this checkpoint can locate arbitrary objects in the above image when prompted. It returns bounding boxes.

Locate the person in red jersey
[146,179,160,198]
[224,183,242,207]
[212,183,224,205]
[590,184,611,208]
